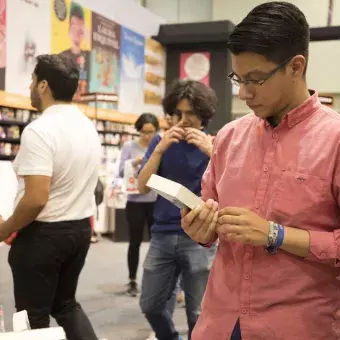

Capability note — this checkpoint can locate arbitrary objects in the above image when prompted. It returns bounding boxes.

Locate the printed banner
[143,38,166,117]
[0,0,5,90]
[118,26,145,114]
[51,0,92,100]
[6,0,50,96]
[179,52,210,86]
[89,12,120,110]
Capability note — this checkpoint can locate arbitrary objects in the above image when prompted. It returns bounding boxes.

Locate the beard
[30,89,42,111]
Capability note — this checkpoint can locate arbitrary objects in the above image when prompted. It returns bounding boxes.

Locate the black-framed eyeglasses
[228,57,293,87]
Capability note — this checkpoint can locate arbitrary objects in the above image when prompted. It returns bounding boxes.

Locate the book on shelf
[146,174,203,210]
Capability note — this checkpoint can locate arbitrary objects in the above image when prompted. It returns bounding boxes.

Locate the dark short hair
[134,113,159,131]
[70,2,84,21]
[228,1,309,75]
[163,79,218,126]
[34,54,79,102]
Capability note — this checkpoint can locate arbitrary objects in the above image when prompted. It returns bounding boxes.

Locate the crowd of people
[2,1,340,340]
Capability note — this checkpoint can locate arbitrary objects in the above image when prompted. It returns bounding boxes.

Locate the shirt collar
[43,104,78,115]
[264,90,321,129]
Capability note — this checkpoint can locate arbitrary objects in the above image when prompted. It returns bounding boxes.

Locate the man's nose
[238,84,254,101]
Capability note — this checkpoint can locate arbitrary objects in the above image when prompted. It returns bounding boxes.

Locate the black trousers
[8,218,98,340]
[125,201,155,280]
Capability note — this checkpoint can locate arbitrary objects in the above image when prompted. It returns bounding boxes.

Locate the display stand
[153,20,235,134]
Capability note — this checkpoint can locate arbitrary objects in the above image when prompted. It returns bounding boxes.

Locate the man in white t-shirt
[0,54,101,340]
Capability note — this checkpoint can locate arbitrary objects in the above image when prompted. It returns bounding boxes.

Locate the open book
[146,174,204,210]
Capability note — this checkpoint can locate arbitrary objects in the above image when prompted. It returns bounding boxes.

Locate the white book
[0,327,66,340]
[146,174,204,210]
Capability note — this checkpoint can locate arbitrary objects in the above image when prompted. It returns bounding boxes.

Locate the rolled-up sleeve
[306,230,340,266]
[305,164,340,266]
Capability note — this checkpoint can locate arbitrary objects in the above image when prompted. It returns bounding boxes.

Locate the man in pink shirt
[181,2,340,340]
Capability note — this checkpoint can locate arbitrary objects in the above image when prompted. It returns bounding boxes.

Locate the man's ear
[290,55,306,77]
[37,80,48,95]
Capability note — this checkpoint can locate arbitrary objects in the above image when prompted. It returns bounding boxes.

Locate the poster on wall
[51,0,92,100]
[6,0,50,96]
[0,0,5,90]
[118,26,145,114]
[179,52,210,86]
[143,38,166,117]
[89,12,120,110]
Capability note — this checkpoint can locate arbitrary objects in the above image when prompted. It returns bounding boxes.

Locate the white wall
[212,0,340,116]
[77,0,166,36]
[145,0,212,23]
[213,0,340,93]
[213,0,335,26]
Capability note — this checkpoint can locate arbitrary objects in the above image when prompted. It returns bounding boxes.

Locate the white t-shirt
[12,104,101,222]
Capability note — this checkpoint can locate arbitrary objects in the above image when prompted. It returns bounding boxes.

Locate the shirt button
[263,166,268,172]
[254,203,260,209]
[241,308,248,314]
[272,133,278,139]
[245,274,250,280]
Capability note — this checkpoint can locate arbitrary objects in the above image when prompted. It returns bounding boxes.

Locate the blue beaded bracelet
[266,223,284,254]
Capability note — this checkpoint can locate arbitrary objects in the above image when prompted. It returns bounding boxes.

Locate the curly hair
[162,79,218,126]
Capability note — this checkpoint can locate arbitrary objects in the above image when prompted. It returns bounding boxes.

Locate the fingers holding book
[181,199,219,244]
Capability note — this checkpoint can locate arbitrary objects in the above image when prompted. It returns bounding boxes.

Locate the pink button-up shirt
[195,92,340,340]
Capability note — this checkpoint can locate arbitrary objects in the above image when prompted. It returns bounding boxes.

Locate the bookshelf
[0,90,166,162]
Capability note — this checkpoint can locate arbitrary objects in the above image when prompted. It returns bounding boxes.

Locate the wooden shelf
[0,120,27,127]
[0,154,15,161]
[102,143,120,147]
[0,138,20,144]
[0,91,35,111]
[0,91,167,128]
[97,130,139,136]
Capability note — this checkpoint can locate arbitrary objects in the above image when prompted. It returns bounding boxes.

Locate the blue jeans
[139,233,216,340]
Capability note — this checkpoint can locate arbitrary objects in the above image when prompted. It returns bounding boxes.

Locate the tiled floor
[0,239,188,339]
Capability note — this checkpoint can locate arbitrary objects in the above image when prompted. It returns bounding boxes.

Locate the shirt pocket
[270,171,328,223]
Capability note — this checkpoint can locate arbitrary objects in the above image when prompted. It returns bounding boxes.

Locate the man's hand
[155,126,185,154]
[185,128,213,157]
[217,207,270,246]
[132,156,143,168]
[181,199,219,244]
